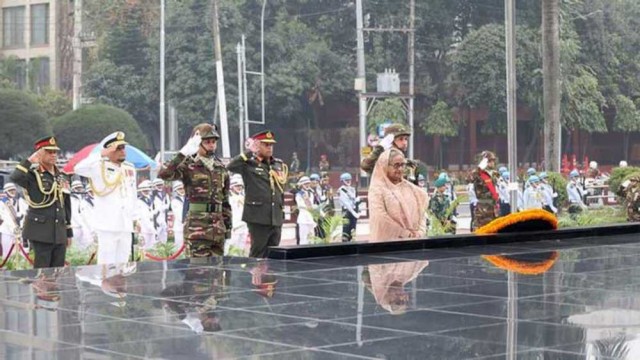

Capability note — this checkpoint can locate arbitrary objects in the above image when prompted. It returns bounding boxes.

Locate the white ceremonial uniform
[540,182,558,213]
[135,195,157,250]
[523,187,544,210]
[296,189,317,245]
[171,195,185,249]
[338,185,359,219]
[0,197,26,254]
[567,180,586,207]
[153,191,170,243]
[226,192,248,254]
[70,193,94,250]
[75,152,137,264]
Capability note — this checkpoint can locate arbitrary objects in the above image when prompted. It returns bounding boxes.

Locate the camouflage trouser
[185,211,226,257]
[627,207,640,222]
[473,202,497,230]
[567,204,583,220]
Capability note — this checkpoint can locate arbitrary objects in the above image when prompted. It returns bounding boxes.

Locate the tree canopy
[0,89,51,159]
[51,104,148,152]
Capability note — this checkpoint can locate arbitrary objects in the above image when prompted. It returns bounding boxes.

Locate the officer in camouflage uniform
[616,174,640,222]
[429,177,455,234]
[469,151,499,230]
[361,124,424,184]
[227,130,287,258]
[158,123,231,257]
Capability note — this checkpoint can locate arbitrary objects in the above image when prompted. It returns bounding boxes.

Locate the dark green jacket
[227,151,285,226]
[10,160,72,244]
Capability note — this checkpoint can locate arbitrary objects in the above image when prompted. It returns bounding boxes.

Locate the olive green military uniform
[469,151,499,230]
[360,124,424,185]
[227,131,287,258]
[158,125,231,257]
[10,136,73,268]
[617,175,640,222]
[429,192,454,233]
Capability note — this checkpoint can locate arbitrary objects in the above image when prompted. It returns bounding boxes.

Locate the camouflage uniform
[360,124,424,185]
[469,151,499,230]
[429,192,454,233]
[617,175,640,222]
[158,124,231,257]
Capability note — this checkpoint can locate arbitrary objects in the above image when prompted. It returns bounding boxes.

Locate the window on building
[31,4,49,45]
[14,59,27,90]
[35,57,50,91]
[3,6,25,48]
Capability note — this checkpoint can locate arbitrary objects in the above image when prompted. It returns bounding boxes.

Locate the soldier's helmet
[498,166,507,175]
[527,168,536,176]
[383,124,412,138]
[192,123,220,140]
[502,171,510,180]
[340,173,352,182]
[569,169,580,178]
[539,172,548,180]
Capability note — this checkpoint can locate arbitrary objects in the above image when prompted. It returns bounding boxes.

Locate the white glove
[379,134,395,150]
[180,131,202,156]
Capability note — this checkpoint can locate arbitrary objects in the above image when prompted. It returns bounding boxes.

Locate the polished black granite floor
[2,236,640,359]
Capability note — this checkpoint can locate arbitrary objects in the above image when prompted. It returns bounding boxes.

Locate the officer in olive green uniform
[429,177,455,234]
[469,151,499,230]
[10,136,73,268]
[158,123,231,257]
[617,174,640,222]
[360,124,424,184]
[227,130,288,258]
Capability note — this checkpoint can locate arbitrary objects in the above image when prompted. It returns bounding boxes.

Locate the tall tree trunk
[542,0,561,171]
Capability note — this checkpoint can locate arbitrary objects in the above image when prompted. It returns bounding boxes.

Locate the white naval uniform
[170,195,185,249]
[523,186,544,210]
[75,153,137,264]
[296,189,317,245]
[153,192,170,244]
[226,192,248,254]
[0,197,26,254]
[70,193,94,250]
[135,195,157,250]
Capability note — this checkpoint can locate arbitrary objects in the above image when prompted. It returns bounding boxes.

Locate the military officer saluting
[75,132,138,264]
[10,136,73,268]
[227,130,288,258]
[158,123,231,257]
[361,124,424,184]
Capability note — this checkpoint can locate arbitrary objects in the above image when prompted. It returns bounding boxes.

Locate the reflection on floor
[2,236,640,359]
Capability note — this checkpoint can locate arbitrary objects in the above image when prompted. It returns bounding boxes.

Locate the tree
[51,104,148,152]
[36,90,72,119]
[542,0,561,172]
[367,98,407,134]
[421,100,458,168]
[0,89,51,159]
[613,95,640,160]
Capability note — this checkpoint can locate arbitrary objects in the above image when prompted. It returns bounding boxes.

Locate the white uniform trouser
[140,232,157,250]
[298,223,316,245]
[225,226,248,255]
[173,230,184,249]
[1,233,15,257]
[72,227,93,250]
[96,230,132,264]
[156,224,168,244]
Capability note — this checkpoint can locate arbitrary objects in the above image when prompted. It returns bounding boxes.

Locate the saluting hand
[180,131,202,156]
[244,138,259,153]
[28,149,42,164]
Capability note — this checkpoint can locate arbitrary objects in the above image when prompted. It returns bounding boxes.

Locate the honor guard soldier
[227,130,288,258]
[469,151,499,230]
[0,182,27,254]
[360,124,424,184]
[567,169,587,218]
[10,136,73,268]
[75,132,138,264]
[338,173,360,242]
[158,123,231,257]
[617,174,640,222]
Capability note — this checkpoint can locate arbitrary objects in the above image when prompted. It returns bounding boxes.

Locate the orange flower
[482,252,559,275]
[475,209,558,235]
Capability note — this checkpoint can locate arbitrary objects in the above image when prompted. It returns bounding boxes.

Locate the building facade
[0,0,71,92]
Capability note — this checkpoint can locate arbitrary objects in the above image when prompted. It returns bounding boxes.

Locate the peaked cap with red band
[252,130,277,144]
[34,136,61,151]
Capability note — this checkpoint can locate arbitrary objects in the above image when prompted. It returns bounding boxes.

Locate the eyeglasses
[391,162,407,170]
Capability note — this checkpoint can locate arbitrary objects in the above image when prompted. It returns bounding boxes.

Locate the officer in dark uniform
[227,130,288,258]
[10,136,72,268]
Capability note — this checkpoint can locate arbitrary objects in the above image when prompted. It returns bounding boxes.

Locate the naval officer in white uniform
[75,132,137,264]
